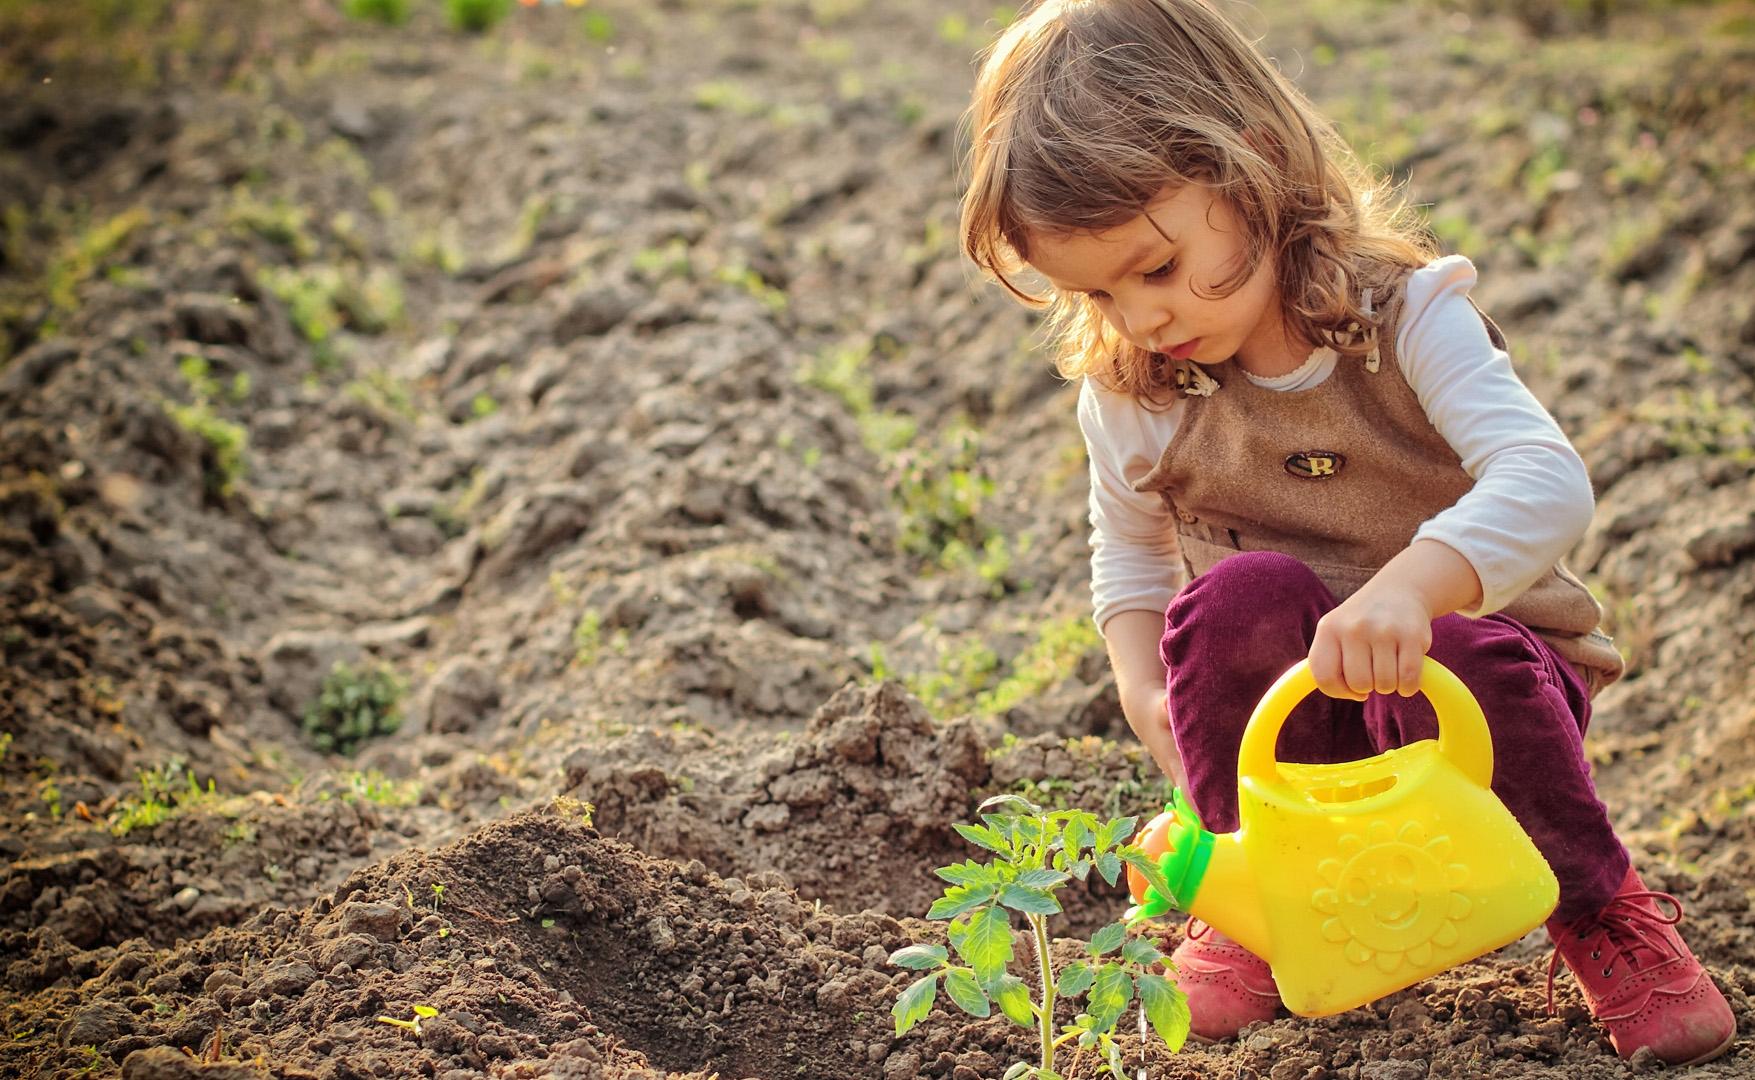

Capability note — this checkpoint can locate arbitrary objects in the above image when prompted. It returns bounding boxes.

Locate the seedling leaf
[953,823,1009,855]
[1121,936,1164,967]
[928,882,996,920]
[892,972,939,1035]
[1015,868,1069,888]
[1137,972,1192,1052]
[997,883,1061,916]
[1088,963,1133,1031]
[1117,849,1174,907]
[934,859,997,887]
[889,944,949,970]
[1056,960,1094,998]
[1095,816,1137,851]
[943,968,991,1018]
[1063,816,1091,859]
[1095,851,1122,887]
[990,973,1035,1027]
[956,904,1014,981]
[980,815,1021,848]
[411,1005,438,1019]
[1088,922,1126,956]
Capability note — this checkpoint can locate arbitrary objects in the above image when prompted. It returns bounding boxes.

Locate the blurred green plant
[330,769,422,807]
[799,341,921,454]
[227,193,316,261]
[109,759,223,836]
[164,399,248,499]
[977,616,1102,717]
[431,467,489,537]
[342,0,413,25]
[570,610,629,667]
[887,423,999,565]
[303,661,405,755]
[179,353,251,405]
[693,80,767,117]
[257,263,403,370]
[0,199,149,356]
[714,263,788,313]
[581,11,615,41]
[445,0,512,33]
[909,635,1002,719]
[1634,388,1755,463]
[344,368,419,422]
[409,220,466,274]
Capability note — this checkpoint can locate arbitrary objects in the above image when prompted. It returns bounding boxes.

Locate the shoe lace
[1544,889,1684,1017]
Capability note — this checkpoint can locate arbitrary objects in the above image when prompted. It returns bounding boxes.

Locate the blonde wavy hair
[960,0,1438,406]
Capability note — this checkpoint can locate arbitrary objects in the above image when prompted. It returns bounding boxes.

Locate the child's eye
[1143,259,1177,282]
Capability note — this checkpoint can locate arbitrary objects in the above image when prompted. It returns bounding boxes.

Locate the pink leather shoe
[1546,867,1736,1065]
[1169,918,1282,1041]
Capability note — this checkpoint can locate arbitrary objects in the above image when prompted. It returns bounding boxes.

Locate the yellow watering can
[1126,657,1559,1017]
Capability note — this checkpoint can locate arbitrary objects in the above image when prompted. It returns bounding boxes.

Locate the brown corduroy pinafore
[1129,260,1625,697]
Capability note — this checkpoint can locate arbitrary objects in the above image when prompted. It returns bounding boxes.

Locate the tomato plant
[890,792,1191,1079]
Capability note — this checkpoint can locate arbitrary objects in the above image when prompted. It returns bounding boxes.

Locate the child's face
[1024,184,1302,376]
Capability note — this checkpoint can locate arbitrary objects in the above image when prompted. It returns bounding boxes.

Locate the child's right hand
[1308,539,1484,701]
[1309,581,1434,701]
[1319,537,1481,702]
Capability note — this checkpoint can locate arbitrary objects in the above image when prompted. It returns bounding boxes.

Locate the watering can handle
[1236,657,1493,789]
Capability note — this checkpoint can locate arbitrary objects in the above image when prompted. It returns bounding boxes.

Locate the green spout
[1125,788,1217,921]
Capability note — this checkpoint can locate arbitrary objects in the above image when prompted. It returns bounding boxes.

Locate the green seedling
[331,769,421,807]
[302,661,404,755]
[109,760,221,836]
[431,884,445,911]
[890,793,1190,1080]
[376,1004,438,1036]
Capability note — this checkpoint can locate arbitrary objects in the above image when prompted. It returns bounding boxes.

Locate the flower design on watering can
[1312,819,1474,973]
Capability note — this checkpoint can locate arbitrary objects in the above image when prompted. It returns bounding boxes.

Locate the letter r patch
[1285,451,1345,479]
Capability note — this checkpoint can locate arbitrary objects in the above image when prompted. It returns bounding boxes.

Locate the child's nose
[1115,295,1170,347]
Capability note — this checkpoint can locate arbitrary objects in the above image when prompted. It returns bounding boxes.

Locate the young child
[959,0,1735,1063]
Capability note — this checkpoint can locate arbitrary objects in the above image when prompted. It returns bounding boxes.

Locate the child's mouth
[1168,338,1201,360]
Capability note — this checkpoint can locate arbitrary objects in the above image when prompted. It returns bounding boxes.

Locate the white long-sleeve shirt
[1079,254,1596,637]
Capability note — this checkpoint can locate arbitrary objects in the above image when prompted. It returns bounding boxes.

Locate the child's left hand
[1308,584,1433,701]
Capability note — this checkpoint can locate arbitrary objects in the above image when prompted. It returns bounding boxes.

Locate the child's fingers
[1398,644,1424,697]
[1373,641,1401,696]
[1308,632,1360,700]
[1341,639,1376,700]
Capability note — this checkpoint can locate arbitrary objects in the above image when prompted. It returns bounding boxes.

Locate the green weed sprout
[302,661,404,755]
[109,759,220,836]
[890,793,1190,1079]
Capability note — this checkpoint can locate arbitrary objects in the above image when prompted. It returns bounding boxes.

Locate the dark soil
[2,1,1752,1078]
